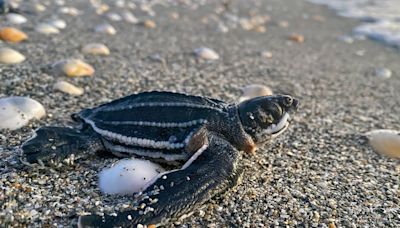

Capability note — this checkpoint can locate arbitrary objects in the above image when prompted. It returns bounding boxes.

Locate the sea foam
[308,0,400,48]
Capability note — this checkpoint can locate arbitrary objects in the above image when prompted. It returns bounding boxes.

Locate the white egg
[99,158,165,195]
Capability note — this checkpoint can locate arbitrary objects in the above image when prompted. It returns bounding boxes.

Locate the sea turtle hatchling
[21,91,299,227]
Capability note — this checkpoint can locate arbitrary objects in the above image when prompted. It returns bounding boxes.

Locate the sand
[0,0,399,227]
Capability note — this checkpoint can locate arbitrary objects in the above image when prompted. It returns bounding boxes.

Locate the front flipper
[22,126,103,164]
[78,134,243,227]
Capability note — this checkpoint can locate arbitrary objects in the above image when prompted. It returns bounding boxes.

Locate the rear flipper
[78,134,243,227]
[22,126,103,164]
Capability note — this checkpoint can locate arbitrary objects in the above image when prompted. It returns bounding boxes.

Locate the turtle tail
[22,126,103,164]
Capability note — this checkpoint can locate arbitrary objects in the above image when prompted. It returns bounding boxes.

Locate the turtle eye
[284,96,293,106]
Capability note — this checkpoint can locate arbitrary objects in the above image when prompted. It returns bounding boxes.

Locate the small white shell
[5,13,28,24]
[121,11,138,24]
[95,23,116,35]
[35,23,60,34]
[106,12,122,21]
[47,19,67,29]
[238,84,273,103]
[0,47,26,64]
[52,59,95,77]
[365,129,400,159]
[194,47,219,60]
[99,158,165,195]
[53,81,84,96]
[81,43,110,55]
[58,7,80,16]
[374,68,392,79]
[0,97,46,130]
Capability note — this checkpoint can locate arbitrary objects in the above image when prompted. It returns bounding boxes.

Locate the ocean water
[307,0,400,48]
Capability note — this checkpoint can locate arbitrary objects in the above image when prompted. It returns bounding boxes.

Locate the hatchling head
[238,95,299,145]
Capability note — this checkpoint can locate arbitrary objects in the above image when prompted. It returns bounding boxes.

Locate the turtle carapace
[21,91,299,227]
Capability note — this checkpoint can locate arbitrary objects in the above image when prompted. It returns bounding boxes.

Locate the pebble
[143,20,156,29]
[47,19,67,30]
[374,68,392,79]
[53,81,84,96]
[5,13,27,24]
[365,129,400,159]
[238,84,273,102]
[288,34,305,43]
[81,43,110,55]
[194,47,219,60]
[0,96,46,130]
[0,27,28,43]
[35,23,60,35]
[53,59,95,77]
[0,47,25,64]
[95,23,116,35]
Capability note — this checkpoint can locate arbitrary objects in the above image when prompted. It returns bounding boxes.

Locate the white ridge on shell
[96,102,224,114]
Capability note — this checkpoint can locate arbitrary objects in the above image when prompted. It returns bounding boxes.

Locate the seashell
[194,47,219,60]
[55,0,65,6]
[254,25,266,33]
[365,129,400,159]
[114,0,125,8]
[53,81,84,96]
[278,20,289,28]
[0,27,28,43]
[5,13,27,24]
[99,158,165,195]
[238,84,273,103]
[0,96,46,130]
[374,68,392,79]
[0,47,25,64]
[121,11,138,24]
[95,23,116,35]
[337,35,354,44]
[81,43,110,55]
[34,3,46,12]
[47,18,67,30]
[288,34,305,43]
[170,12,179,19]
[95,4,109,15]
[58,6,80,16]
[143,19,156,29]
[35,23,59,34]
[261,51,273,58]
[53,59,95,77]
[106,12,122,21]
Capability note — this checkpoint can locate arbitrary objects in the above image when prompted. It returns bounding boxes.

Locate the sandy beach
[0,0,399,227]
